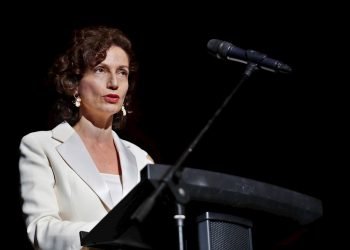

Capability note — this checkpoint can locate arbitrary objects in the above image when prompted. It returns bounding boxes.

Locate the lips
[104,94,120,103]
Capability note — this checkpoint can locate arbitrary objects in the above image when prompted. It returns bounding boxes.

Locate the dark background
[5,4,342,249]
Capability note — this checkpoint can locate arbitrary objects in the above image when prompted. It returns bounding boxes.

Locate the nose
[108,75,118,90]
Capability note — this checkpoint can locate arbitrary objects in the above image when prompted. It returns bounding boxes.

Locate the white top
[100,173,123,207]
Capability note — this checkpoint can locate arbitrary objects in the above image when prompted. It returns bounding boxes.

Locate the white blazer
[19,122,153,250]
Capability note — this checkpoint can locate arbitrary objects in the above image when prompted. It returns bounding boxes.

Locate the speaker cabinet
[197,212,253,250]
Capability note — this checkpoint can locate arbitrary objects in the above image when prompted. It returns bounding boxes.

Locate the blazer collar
[112,132,139,196]
[52,121,75,142]
[53,122,138,210]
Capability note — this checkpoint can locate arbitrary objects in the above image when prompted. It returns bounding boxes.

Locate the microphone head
[207,39,232,59]
[207,39,221,52]
[207,39,221,59]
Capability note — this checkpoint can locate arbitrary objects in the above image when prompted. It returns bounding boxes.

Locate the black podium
[80,164,322,249]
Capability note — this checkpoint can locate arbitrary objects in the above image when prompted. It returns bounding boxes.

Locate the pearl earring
[121,105,127,116]
[73,93,81,108]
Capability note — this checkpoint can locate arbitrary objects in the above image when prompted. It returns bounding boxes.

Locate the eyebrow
[98,63,129,71]
[118,65,129,70]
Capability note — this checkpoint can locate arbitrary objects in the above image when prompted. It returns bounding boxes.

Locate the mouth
[104,94,120,103]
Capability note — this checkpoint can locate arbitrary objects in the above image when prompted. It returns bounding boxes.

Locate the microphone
[207,39,292,73]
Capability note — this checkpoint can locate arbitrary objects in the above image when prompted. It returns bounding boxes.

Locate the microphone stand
[131,62,259,250]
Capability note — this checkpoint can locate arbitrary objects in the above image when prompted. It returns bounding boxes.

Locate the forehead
[103,46,130,66]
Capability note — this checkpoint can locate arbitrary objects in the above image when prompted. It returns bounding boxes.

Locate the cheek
[78,79,97,94]
[121,82,129,96]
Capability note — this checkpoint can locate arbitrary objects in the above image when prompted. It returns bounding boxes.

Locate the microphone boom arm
[131,62,259,223]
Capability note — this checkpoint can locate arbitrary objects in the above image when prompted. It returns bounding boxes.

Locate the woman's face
[78,45,129,120]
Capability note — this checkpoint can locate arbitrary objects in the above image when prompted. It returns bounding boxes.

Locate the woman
[19,25,154,250]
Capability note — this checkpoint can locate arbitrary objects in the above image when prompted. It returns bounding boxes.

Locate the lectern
[80,164,322,249]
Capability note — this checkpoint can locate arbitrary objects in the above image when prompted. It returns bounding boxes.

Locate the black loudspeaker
[197,212,253,250]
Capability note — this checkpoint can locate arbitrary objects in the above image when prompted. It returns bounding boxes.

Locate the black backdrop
[5,5,341,249]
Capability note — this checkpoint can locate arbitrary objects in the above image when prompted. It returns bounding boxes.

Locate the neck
[73,116,114,144]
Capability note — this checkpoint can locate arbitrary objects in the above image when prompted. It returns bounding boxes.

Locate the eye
[94,66,106,73]
[118,69,129,77]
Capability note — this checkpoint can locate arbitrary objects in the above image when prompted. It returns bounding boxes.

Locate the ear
[73,87,79,96]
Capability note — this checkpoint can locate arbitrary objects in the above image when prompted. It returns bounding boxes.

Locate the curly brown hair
[49,25,138,130]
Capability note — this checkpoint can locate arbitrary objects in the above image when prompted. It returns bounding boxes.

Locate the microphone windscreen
[207,39,221,52]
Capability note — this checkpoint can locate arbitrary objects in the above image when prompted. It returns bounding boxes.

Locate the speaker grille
[198,212,253,250]
[209,221,251,250]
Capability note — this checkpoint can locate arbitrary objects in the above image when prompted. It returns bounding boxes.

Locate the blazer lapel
[112,132,139,196]
[53,123,114,210]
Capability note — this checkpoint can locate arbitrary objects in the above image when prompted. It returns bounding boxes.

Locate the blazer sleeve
[19,134,98,250]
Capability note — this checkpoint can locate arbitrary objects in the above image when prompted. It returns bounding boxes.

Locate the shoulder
[21,122,74,145]
[19,130,55,157]
[121,139,148,157]
[120,139,154,168]
[21,130,52,144]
